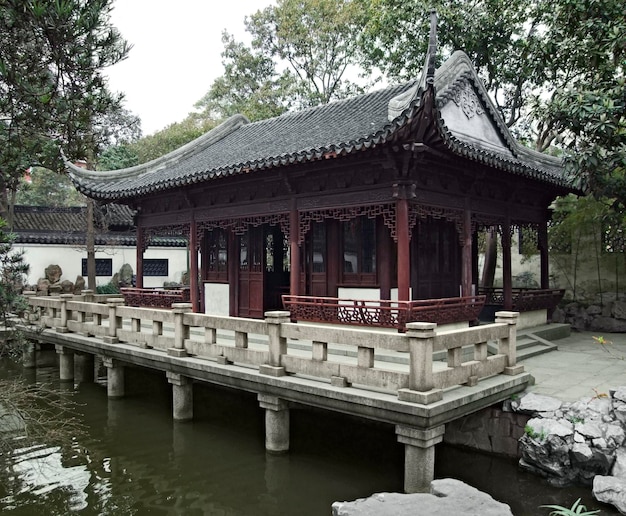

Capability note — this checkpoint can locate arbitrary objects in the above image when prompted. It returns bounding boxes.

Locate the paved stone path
[520,330,626,402]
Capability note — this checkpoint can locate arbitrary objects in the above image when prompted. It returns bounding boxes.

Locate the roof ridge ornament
[387,10,439,121]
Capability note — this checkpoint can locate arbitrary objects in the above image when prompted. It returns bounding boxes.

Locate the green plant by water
[541,497,600,515]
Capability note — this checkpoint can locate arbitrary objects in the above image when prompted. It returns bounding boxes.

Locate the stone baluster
[56,293,73,333]
[103,298,125,344]
[398,322,443,404]
[169,302,192,357]
[260,311,290,377]
[495,311,524,375]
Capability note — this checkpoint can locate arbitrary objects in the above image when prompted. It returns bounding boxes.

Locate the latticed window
[342,216,376,284]
[206,228,228,281]
[81,258,112,277]
[144,259,168,277]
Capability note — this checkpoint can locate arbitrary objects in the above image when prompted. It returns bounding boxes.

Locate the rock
[331,479,513,516]
[60,279,74,294]
[526,417,573,438]
[612,448,626,479]
[612,301,626,320]
[593,476,626,514]
[36,278,50,294]
[45,264,63,283]
[590,316,626,333]
[587,305,602,316]
[516,393,562,413]
[74,276,85,294]
[614,388,626,403]
[110,272,120,288]
[576,421,603,440]
[119,263,133,287]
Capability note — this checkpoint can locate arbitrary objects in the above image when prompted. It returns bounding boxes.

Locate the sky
[105,0,273,136]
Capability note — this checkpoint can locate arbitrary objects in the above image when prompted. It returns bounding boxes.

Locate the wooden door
[304,221,327,297]
[238,227,264,318]
[413,218,461,299]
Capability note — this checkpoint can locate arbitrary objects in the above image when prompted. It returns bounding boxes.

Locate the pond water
[0,359,619,515]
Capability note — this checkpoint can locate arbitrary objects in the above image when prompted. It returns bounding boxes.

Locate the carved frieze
[450,79,485,120]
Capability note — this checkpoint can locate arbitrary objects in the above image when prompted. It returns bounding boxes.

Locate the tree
[16,167,84,207]
[0,219,28,338]
[194,32,296,122]
[195,0,372,123]
[128,116,218,164]
[0,0,131,228]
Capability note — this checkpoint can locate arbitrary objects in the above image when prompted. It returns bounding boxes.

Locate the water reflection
[0,360,621,515]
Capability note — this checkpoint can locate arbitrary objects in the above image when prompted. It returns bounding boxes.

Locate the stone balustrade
[24,294,522,404]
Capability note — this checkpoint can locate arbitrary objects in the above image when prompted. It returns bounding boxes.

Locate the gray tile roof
[68,51,574,201]
[11,205,184,247]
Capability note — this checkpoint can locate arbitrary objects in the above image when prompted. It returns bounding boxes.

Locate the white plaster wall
[204,283,229,315]
[18,243,187,287]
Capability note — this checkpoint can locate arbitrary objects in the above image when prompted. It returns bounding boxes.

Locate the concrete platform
[519,330,626,402]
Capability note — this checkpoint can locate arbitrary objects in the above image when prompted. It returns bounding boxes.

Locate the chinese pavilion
[67,20,577,328]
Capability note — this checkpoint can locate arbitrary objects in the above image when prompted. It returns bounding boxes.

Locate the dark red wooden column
[502,218,513,310]
[461,207,473,296]
[394,184,412,302]
[189,219,199,312]
[289,202,300,297]
[538,221,549,289]
[136,225,144,288]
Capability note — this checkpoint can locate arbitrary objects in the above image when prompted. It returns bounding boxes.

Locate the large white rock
[517,393,562,413]
[331,479,513,516]
[593,476,626,514]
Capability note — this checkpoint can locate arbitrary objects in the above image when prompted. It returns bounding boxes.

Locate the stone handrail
[23,294,523,405]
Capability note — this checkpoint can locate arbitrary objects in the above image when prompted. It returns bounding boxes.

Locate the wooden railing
[120,287,190,309]
[281,295,486,330]
[23,294,523,405]
[478,288,565,312]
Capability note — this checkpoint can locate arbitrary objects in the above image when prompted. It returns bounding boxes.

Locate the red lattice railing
[478,288,565,312]
[282,295,486,331]
[120,287,190,309]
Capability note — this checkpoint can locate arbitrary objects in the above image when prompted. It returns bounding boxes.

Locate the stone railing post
[495,310,524,375]
[81,289,95,303]
[169,302,192,357]
[22,291,37,324]
[398,322,443,404]
[260,311,290,377]
[56,293,74,333]
[103,298,125,344]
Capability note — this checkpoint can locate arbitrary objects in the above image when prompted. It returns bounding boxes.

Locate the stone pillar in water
[396,424,446,493]
[167,372,193,421]
[75,352,95,383]
[259,394,289,453]
[102,357,124,398]
[55,344,74,382]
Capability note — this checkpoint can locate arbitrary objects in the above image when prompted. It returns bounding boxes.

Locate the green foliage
[541,498,600,515]
[194,32,295,122]
[0,0,132,214]
[195,0,372,123]
[96,282,119,295]
[97,145,140,171]
[0,217,29,358]
[16,167,84,207]
[129,117,218,164]
[549,194,625,301]
[524,424,546,441]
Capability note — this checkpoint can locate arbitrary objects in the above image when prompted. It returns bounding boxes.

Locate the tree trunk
[86,196,96,291]
[481,230,497,288]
